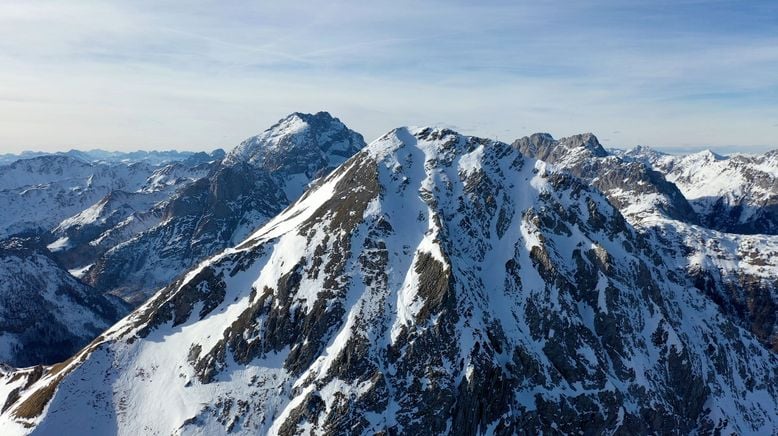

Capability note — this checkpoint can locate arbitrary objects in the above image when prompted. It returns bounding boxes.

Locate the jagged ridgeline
[1,128,775,434]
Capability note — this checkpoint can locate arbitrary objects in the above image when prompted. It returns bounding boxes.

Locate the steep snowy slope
[84,112,365,303]
[620,146,778,234]
[2,127,774,435]
[0,238,129,367]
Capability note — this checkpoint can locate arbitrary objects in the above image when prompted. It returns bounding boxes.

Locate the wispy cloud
[0,0,776,152]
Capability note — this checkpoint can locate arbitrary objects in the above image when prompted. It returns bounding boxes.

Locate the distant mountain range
[0,114,775,434]
[0,149,225,166]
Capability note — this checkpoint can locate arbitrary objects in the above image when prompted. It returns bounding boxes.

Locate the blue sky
[0,0,776,153]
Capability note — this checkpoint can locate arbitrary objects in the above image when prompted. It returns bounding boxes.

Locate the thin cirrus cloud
[0,0,775,153]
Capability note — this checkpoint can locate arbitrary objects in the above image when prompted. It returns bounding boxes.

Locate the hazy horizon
[1,1,776,154]
[1,115,775,157]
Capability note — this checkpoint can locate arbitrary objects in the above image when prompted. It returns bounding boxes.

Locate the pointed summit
[513,131,698,224]
[223,111,365,177]
[83,113,364,302]
[689,148,726,162]
[559,132,608,157]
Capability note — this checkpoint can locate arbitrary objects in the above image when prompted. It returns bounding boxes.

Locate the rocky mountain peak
[511,132,608,164]
[530,132,555,142]
[559,132,608,157]
[513,133,698,225]
[510,132,555,157]
[223,112,365,176]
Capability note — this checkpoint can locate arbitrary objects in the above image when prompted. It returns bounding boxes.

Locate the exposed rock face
[514,132,608,161]
[2,127,774,435]
[0,238,129,367]
[83,112,365,303]
[513,133,698,224]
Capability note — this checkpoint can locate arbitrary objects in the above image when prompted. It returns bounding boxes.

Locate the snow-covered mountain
[0,156,152,238]
[224,111,367,200]
[83,112,365,303]
[519,137,777,352]
[0,149,225,166]
[618,146,778,234]
[0,154,215,241]
[0,238,129,367]
[47,161,216,271]
[0,150,220,367]
[1,127,774,434]
[513,133,697,224]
